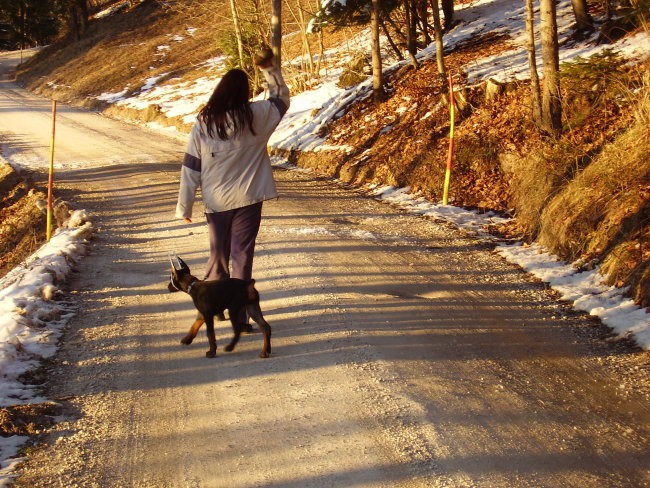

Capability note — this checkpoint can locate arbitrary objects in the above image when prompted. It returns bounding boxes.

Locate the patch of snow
[0,435,28,488]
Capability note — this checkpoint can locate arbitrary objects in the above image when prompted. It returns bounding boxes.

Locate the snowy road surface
[2,51,650,488]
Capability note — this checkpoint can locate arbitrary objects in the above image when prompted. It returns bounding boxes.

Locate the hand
[254,46,274,69]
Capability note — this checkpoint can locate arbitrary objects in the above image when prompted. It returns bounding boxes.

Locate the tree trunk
[540,0,562,133]
[404,0,419,68]
[430,0,446,75]
[67,4,80,41]
[313,0,325,78]
[417,0,431,44]
[431,0,448,103]
[380,16,404,61]
[272,0,282,68]
[384,12,406,42]
[229,0,245,68]
[571,0,594,32]
[286,1,314,74]
[20,1,26,50]
[441,0,453,30]
[297,5,314,74]
[525,0,542,125]
[78,0,88,35]
[371,0,385,103]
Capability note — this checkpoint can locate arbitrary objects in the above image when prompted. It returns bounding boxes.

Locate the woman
[175,48,289,327]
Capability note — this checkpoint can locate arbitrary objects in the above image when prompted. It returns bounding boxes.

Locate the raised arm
[254,47,290,117]
[260,65,290,117]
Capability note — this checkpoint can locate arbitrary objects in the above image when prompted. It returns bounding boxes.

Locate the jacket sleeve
[260,65,290,117]
[175,123,202,219]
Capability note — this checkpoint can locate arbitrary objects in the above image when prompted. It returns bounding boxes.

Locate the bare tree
[525,0,542,125]
[441,0,453,30]
[271,0,282,67]
[379,16,405,60]
[416,0,431,44]
[570,0,594,33]
[229,0,245,67]
[286,0,315,74]
[311,0,325,77]
[371,0,385,102]
[403,0,419,68]
[430,0,447,95]
[540,0,562,133]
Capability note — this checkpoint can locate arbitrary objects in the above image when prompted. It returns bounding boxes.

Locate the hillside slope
[0,163,46,277]
[10,0,650,309]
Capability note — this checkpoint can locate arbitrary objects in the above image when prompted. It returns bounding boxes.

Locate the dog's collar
[186,278,199,295]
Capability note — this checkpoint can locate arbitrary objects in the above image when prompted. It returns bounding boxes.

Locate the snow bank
[498,243,650,349]
[0,210,93,406]
[0,196,93,486]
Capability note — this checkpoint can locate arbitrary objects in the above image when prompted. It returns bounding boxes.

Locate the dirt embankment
[282,48,650,308]
[0,161,77,280]
[0,162,47,278]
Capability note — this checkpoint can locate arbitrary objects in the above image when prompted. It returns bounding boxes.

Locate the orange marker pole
[442,73,455,205]
[46,100,57,241]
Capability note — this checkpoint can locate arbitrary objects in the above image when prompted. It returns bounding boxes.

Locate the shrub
[337,52,369,88]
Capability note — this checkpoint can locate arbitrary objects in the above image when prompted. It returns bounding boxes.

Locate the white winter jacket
[175,65,290,217]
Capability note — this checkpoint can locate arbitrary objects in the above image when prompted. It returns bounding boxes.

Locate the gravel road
[2,50,650,488]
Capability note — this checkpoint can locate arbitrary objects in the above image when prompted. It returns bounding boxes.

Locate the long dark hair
[199,69,256,139]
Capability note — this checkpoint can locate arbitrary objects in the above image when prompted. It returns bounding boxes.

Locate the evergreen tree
[0,0,60,50]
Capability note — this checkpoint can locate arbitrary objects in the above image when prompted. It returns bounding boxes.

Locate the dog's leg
[224,310,242,352]
[247,302,271,358]
[205,314,217,358]
[181,312,204,345]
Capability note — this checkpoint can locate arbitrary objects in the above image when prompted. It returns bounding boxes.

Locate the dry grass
[538,72,650,306]
[17,1,228,106]
[0,162,47,279]
[17,0,364,108]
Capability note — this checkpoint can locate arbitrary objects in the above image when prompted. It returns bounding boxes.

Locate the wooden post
[46,100,57,241]
[442,73,455,205]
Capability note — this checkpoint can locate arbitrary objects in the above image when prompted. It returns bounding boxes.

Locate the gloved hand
[253,46,274,69]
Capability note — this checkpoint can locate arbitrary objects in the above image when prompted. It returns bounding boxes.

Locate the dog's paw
[224,344,234,352]
[259,350,270,358]
[180,336,194,345]
[205,350,217,358]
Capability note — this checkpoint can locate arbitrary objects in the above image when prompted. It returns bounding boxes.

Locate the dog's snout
[168,276,181,292]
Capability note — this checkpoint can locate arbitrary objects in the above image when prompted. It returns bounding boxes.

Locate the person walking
[175,47,289,328]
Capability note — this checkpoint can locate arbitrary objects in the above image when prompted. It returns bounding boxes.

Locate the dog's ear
[168,256,184,292]
[175,256,190,272]
[170,255,182,271]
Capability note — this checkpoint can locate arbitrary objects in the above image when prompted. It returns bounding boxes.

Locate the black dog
[168,256,271,359]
